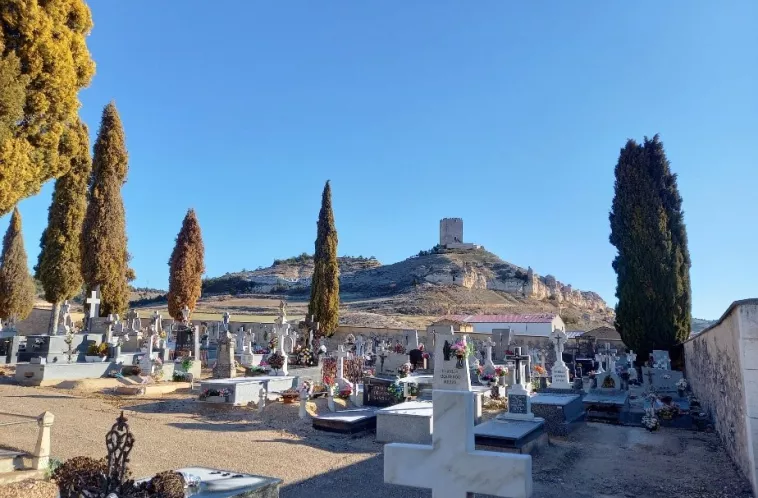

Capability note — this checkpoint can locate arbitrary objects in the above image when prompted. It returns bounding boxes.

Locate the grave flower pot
[85,355,106,363]
[205,395,226,404]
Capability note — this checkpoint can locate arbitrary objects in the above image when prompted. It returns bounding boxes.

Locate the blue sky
[3,2,756,319]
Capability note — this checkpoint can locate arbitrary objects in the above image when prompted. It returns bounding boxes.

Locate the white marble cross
[86,289,101,319]
[627,350,637,365]
[384,329,533,498]
[594,352,605,374]
[549,330,571,389]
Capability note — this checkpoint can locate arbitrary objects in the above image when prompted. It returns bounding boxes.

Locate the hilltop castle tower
[439,218,480,250]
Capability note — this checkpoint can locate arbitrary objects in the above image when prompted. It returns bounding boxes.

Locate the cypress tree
[609,135,691,361]
[0,208,36,323]
[81,103,131,317]
[35,120,92,334]
[167,209,205,320]
[308,181,340,336]
[0,0,96,215]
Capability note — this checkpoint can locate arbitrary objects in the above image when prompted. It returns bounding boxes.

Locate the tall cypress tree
[81,102,131,317]
[167,209,205,320]
[308,181,340,336]
[36,120,92,334]
[0,0,95,215]
[0,208,36,323]
[609,135,691,360]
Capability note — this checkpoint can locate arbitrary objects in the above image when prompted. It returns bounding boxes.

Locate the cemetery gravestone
[214,333,236,379]
[384,329,533,498]
[550,330,571,389]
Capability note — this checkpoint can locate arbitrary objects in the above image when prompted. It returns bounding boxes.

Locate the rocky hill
[196,247,614,329]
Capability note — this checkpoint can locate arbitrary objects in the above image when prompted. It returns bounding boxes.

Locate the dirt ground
[0,383,752,498]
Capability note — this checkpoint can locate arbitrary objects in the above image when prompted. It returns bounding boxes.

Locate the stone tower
[440,218,464,246]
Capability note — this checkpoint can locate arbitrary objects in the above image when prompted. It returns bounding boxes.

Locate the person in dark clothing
[409,344,425,371]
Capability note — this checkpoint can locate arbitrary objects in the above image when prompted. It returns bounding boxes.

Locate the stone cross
[181,305,191,323]
[236,327,246,352]
[86,288,101,319]
[152,311,162,334]
[222,311,231,331]
[355,335,365,356]
[139,331,156,375]
[58,300,73,335]
[384,328,533,498]
[628,350,637,365]
[594,352,605,374]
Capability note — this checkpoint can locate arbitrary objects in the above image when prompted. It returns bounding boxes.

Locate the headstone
[499,347,534,421]
[550,330,571,389]
[152,311,163,335]
[355,335,365,356]
[651,350,671,370]
[85,288,101,331]
[139,333,156,375]
[384,327,533,498]
[335,345,350,387]
[213,333,236,379]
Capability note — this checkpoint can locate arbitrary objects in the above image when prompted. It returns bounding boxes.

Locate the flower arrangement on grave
[322,375,337,396]
[200,388,230,400]
[172,370,189,382]
[345,357,365,384]
[602,375,616,389]
[655,404,679,421]
[642,407,660,432]
[480,373,497,384]
[267,351,285,373]
[534,365,547,377]
[246,365,267,377]
[397,362,411,378]
[495,366,507,378]
[268,336,278,351]
[281,388,300,403]
[392,343,405,354]
[337,384,352,399]
[450,340,468,359]
[321,358,338,385]
[676,378,688,392]
[296,347,314,366]
[87,342,109,358]
[253,345,270,354]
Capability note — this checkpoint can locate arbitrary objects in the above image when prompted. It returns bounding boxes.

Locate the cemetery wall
[684,299,758,494]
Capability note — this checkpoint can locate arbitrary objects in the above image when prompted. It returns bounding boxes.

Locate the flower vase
[456,356,464,369]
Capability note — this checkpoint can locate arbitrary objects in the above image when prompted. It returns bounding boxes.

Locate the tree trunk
[48,302,62,336]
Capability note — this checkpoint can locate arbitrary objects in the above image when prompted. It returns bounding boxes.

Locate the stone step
[0,468,46,486]
[0,450,27,474]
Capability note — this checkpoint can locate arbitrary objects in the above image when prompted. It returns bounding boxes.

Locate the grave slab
[15,361,118,386]
[474,419,548,455]
[312,408,378,434]
[583,389,629,423]
[138,467,281,497]
[376,400,433,444]
[530,393,585,436]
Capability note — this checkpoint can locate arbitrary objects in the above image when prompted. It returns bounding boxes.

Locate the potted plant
[337,384,352,400]
[268,351,285,374]
[676,378,688,397]
[495,366,508,386]
[85,343,109,362]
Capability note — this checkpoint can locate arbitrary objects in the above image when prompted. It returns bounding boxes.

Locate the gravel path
[0,384,752,498]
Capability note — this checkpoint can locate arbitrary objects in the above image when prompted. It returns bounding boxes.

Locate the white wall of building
[468,316,565,337]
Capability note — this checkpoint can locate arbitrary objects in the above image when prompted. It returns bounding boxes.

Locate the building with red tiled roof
[430,313,565,338]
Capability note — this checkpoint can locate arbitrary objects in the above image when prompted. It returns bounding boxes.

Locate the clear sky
[2,2,756,320]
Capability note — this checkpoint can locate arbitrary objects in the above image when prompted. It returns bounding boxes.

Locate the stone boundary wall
[684,299,758,494]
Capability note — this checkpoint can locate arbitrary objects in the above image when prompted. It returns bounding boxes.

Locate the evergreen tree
[609,135,691,360]
[35,120,91,334]
[81,103,131,317]
[0,0,95,215]
[308,181,340,336]
[0,208,36,323]
[167,209,205,320]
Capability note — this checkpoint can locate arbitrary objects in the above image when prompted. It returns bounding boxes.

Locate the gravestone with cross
[384,328,533,498]
[85,288,101,332]
[272,322,290,376]
[500,347,535,421]
[181,305,191,324]
[335,345,351,388]
[550,330,571,389]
